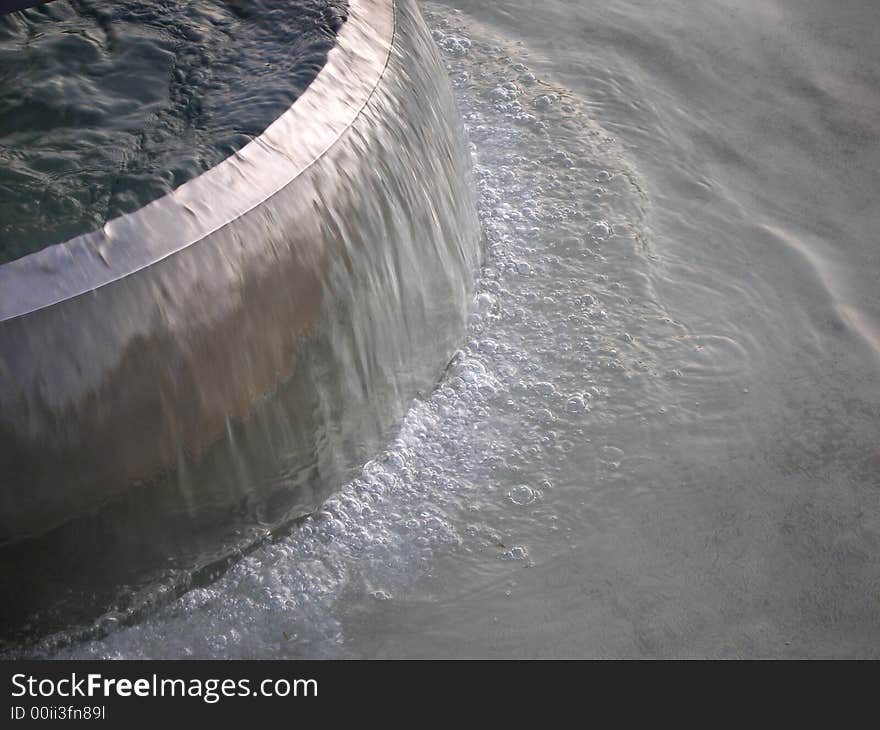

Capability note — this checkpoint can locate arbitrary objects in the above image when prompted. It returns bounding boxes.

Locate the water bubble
[507,484,537,506]
[514,112,539,128]
[502,546,529,561]
[533,381,557,396]
[590,220,612,240]
[440,35,471,56]
[476,292,497,314]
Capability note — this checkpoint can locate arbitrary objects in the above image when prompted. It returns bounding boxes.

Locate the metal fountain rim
[0,0,396,323]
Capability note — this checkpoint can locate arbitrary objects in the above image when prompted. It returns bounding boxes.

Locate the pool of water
[20,0,880,658]
[0,0,346,262]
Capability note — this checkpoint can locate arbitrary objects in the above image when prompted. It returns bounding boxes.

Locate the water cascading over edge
[0,0,480,649]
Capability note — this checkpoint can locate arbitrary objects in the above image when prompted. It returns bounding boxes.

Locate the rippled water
[0,0,346,262]
[28,0,880,657]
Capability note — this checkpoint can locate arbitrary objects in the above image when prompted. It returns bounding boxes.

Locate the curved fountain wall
[0,0,479,641]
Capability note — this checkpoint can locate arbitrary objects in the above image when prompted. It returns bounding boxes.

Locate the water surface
[40,0,880,658]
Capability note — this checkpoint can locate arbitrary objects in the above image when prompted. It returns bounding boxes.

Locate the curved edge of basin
[0,0,392,323]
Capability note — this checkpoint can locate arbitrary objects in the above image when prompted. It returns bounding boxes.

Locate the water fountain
[0,0,479,649]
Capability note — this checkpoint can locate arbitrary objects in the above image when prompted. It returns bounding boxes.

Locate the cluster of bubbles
[45,3,681,659]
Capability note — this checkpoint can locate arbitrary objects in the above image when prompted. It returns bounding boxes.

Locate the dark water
[0,0,346,262]
[14,0,880,657]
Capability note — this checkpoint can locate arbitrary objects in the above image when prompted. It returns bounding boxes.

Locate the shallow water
[0,0,346,262]
[39,0,880,657]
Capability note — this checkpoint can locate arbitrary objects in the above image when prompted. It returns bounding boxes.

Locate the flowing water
[31,0,880,657]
